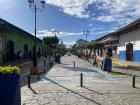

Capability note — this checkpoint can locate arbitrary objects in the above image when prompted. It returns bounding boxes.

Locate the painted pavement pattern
[21,55,140,105]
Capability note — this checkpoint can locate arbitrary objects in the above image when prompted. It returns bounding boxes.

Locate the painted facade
[118,29,140,62]
[97,18,140,62]
[96,35,119,59]
[0,18,42,64]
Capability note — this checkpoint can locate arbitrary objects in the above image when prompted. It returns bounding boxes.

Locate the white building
[97,18,140,62]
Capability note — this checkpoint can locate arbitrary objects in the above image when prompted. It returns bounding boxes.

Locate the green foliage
[72,44,76,49]
[93,42,105,49]
[0,66,20,75]
[86,41,105,50]
[43,36,59,47]
[86,42,94,50]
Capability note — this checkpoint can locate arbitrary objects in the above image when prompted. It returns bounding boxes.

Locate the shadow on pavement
[63,66,98,73]
[82,86,103,95]
[135,86,140,89]
[61,63,71,65]
[44,77,102,105]
[21,63,53,87]
[29,87,38,94]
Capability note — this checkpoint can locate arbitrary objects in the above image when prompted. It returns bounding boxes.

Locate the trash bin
[102,58,112,72]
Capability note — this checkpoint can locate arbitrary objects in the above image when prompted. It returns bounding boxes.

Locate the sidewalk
[21,55,140,105]
[97,56,140,71]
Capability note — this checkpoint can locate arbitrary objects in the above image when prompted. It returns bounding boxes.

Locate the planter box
[0,74,21,105]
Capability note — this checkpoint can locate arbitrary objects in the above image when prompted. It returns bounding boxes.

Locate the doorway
[7,40,15,60]
[126,43,133,61]
[24,44,28,59]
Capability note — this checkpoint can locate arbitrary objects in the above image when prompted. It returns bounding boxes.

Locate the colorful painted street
[21,55,140,105]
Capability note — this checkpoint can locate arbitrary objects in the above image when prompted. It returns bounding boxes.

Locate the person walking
[92,53,98,67]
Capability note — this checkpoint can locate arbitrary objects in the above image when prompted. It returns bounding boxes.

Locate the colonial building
[96,33,119,58]
[0,18,42,64]
[97,18,140,62]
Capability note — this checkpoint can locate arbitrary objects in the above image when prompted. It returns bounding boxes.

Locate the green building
[0,18,42,64]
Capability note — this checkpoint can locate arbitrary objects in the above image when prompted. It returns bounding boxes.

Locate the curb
[113,61,140,71]
[17,61,32,68]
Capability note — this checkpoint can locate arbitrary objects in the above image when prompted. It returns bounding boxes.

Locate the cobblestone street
[21,55,140,105]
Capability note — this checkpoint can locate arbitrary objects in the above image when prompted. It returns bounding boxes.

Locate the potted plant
[0,66,21,105]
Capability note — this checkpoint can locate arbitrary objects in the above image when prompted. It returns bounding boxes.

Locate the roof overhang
[97,18,140,42]
[99,36,119,43]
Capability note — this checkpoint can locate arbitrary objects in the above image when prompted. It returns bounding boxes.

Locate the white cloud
[44,0,140,27]
[91,30,112,35]
[63,41,76,46]
[5,6,10,9]
[37,29,83,38]
[45,0,97,18]
[94,0,140,24]
[96,15,115,22]
[37,28,113,39]
[0,1,12,10]
[0,5,10,10]
[88,23,93,27]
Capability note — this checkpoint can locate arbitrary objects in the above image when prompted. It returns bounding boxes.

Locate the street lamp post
[52,30,59,37]
[83,30,90,60]
[83,30,90,49]
[60,39,63,54]
[52,30,59,55]
[27,0,45,67]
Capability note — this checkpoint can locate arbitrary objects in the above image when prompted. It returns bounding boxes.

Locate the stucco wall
[3,30,42,54]
[118,29,140,61]
[0,29,42,62]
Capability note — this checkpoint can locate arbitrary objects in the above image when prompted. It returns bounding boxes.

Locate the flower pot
[0,74,21,105]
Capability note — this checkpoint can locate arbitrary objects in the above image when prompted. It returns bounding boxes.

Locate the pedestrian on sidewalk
[92,53,98,67]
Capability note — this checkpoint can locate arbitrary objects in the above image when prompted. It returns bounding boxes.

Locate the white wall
[118,29,140,54]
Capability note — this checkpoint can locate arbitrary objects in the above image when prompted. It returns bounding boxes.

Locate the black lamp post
[83,30,90,59]
[52,30,59,37]
[52,30,59,55]
[27,0,45,67]
[83,30,90,49]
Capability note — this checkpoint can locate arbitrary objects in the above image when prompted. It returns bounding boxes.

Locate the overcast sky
[0,0,140,47]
